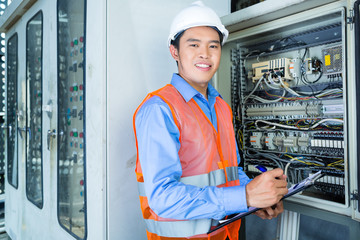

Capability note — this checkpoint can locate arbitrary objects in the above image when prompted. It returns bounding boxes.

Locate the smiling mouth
[195,63,211,68]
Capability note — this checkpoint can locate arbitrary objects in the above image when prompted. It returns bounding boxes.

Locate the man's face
[170,26,222,93]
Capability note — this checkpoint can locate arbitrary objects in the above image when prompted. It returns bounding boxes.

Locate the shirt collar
[170,73,220,102]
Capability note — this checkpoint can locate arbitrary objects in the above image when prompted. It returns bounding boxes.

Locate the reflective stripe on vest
[137,166,239,237]
[138,166,239,197]
[144,218,219,238]
[181,166,239,187]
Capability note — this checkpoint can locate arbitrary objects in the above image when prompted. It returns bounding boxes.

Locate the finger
[280,174,287,180]
[275,179,288,188]
[267,168,285,178]
[276,201,284,213]
[279,187,289,196]
[254,210,269,220]
[270,202,284,218]
[263,207,275,218]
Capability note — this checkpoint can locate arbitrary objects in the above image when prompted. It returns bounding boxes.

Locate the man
[133,2,288,239]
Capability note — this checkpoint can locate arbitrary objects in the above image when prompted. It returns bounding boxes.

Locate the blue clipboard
[207,170,324,234]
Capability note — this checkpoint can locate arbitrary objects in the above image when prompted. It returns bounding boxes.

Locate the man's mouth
[195,63,211,69]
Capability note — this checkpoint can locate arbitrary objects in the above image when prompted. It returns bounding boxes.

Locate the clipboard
[207,170,324,234]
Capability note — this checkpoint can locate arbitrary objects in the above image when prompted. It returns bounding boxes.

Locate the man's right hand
[245,168,288,208]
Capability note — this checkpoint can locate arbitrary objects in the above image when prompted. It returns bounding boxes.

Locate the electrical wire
[245,72,341,103]
[245,150,284,169]
[278,76,301,96]
[263,88,342,101]
[244,76,264,103]
[255,118,343,130]
[284,159,297,180]
[246,91,285,103]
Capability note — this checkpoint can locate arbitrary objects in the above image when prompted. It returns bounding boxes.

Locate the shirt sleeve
[235,142,252,186]
[135,96,249,220]
[222,139,252,215]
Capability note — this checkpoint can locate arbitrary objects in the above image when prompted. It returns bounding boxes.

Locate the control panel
[57,0,86,238]
[6,33,18,189]
[25,11,43,208]
[230,14,346,205]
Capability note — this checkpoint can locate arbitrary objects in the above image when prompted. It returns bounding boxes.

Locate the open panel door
[353,0,360,221]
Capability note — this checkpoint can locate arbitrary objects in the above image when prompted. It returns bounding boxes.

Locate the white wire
[315,89,342,98]
[255,120,298,130]
[279,76,301,96]
[297,88,339,95]
[247,89,285,103]
[255,118,344,130]
[244,76,264,103]
[263,74,302,98]
[245,74,286,103]
[308,118,343,129]
[284,159,297,181]
[246,74,342,104]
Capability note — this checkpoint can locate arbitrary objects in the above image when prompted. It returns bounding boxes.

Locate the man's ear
[169,45,179,61]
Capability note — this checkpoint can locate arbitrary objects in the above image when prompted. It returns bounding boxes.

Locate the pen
[256,165,282,179]
[255,165,267,173]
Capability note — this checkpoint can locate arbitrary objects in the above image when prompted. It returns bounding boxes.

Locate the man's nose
[198,46,209,59]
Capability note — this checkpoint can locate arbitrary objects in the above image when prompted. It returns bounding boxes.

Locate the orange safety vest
[133,84,241,240]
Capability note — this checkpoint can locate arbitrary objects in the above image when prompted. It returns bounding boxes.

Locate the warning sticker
[325,55,331,66]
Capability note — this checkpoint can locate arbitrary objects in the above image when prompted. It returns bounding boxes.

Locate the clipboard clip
[290,170,324,191]
[304,170,324,186]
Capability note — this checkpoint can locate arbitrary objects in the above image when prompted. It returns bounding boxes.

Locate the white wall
[106,0,230,239]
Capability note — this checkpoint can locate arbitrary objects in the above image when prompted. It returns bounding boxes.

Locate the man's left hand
[253,201,284,219]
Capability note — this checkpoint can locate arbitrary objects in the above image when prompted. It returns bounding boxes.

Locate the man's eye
[190,44,198,47]
[210,45,218,49]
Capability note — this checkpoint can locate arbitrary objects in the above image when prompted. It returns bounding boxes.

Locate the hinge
[351,190,359,201]
[351,190,358,211]
[347,9,355,26]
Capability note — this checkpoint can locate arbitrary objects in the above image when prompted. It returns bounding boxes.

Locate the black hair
[171,30,185,50]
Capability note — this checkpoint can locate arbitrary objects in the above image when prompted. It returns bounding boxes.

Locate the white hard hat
[167,1,229,47]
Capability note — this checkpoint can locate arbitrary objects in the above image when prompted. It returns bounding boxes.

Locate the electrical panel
[6,33,18,189]
[25,11,43,208]
[230,11,347,206]
[57,0,86,238]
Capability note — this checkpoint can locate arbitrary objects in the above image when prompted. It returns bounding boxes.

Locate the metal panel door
[352,0,360,222]
[4,0,85,238]
[5,29,22,239]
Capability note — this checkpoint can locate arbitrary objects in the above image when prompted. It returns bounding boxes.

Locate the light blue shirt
[135,73,251,220]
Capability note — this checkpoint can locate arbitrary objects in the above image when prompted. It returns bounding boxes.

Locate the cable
[247,75,341,103]
[255,118,344,130]
[264,76,280,89]
[278,76,301,96]
[244,76,264,103]
[246,90,285,103]
[284,159,297,180]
